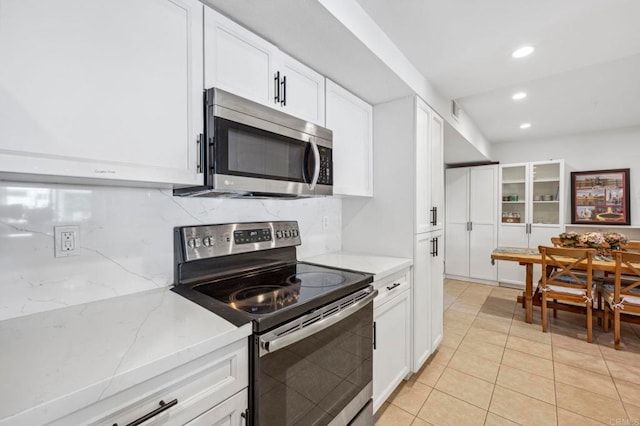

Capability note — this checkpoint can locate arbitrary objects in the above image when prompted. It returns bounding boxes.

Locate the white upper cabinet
[204,7,325,125]
[204,7,276,107]
[415,98,444,233]
[325,80,373,197]
[0,0,204,186]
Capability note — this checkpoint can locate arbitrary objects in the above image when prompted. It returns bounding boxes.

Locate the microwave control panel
[317,146,333,186]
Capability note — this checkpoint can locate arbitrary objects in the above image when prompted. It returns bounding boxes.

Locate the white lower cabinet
[185,389,247,426]
[373,269,411,413]
[413,230,443,372]
[51,339,248,426]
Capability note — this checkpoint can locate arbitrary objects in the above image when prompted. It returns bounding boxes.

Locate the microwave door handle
[309,140,320,190]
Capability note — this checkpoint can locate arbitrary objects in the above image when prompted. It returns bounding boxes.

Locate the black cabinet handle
[430,238,436,256]
[373,321,377,350]
[386,282,401,291]
[274,71,280,103]
[435,237,439,257]
[196,133,203,173]
[281,75,286,106]
[122,399,178,426]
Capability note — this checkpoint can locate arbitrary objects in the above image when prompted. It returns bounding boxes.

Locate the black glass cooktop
[186,262,373,332]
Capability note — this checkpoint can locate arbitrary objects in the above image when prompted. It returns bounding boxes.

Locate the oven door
[252,287,376,426]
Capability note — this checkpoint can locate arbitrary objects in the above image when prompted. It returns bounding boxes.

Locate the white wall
[492,126,640,225]
[0,181,341,321]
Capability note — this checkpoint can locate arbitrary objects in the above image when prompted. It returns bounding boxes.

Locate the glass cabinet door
[501,164,527,225]
[531,162,561,225]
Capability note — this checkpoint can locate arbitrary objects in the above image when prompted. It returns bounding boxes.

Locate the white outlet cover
[54,225,80,258]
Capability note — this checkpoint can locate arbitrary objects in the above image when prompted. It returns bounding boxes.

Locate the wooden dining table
[490,247,623,324]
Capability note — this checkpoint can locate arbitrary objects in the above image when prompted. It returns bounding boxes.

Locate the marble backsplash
[0,181,342,321]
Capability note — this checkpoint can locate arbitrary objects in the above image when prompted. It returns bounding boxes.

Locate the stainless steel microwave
[174,88,333,198]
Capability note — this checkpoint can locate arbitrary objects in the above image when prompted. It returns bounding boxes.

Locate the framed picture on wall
[571,168,630,225]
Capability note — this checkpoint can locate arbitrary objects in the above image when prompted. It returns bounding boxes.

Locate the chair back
[613,251,640,300]
[550,237,562,247]
[538,246,594,295]
[621,241,640,252]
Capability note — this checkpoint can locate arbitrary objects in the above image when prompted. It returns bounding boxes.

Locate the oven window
[215,117,308,182]
[256,303,373,425]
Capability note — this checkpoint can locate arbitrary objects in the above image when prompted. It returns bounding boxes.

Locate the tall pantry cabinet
[342,95,444,373]
[498,160,565,286]
[445,165,498,283]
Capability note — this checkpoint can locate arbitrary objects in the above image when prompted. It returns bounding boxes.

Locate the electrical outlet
[54,225,80,257]
[322,216,330,230]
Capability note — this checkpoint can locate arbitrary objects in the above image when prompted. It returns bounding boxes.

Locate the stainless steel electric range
[172,221,375,426]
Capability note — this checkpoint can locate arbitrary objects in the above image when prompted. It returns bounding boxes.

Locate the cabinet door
[430,230,444,352]
[413,233,432,371]
[469,166,498,281]
[0,0,203,186]
[326,80,373,197]
[373,289,411,412]
[415,99,432,234]
[185,390,247,426]
[204,6,275,106]
[430,113,445,230]
[277,53,325,125]
[445,168,469,277]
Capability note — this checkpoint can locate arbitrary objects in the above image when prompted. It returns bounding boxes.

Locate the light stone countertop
[302,251,412,281]
[0,287,251,426]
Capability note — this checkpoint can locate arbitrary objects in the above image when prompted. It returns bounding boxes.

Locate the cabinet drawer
[52,339,248,426]
[373,270,410,307]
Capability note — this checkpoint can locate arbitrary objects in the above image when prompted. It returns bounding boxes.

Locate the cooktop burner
[228,283,301,314]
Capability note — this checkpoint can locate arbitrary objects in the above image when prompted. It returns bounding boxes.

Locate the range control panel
[180,221,301,261]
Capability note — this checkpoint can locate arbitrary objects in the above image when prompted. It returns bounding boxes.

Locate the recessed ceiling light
[520,123,531,129]
[512,92,527,100]
[512,46,535,58]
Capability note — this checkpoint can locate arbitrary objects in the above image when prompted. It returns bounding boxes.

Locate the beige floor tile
[428,345,456,366]
[480,303,516,318]
[599,344,640,364]
[484,413,520,426]
[489,385,557,426]
[490,287,522,301]
[553,346,609,375]
[449,301,482,315]
[448,350,501,383]
[555,382,627,424]
[440,329,465,349]
[457,339,505,364]
[410,417,432,426]
[509,321,552,344]
[615,378,640,407]
[496,364,555,404]
[444,318,472,335]
[389,380,433,416]
[415,361,446,387]
[434,368,494,410]
[557,408,608,425]
[506,334,553,359]
[375,403,416,426]
[465,326,509,347]
[476,310,514,323]
[417,389,487,426]
[605,358,640,383]
[626,403,640,423]
[554,362,619,400]
[472,316,512,334]
[501,348,554,379]
[444,310,477,326]
[551,331,603,357]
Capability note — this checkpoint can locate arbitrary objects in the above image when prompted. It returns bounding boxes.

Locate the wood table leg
[525,263,533,324]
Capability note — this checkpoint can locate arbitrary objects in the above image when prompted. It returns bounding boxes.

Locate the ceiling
[355,0,640,144]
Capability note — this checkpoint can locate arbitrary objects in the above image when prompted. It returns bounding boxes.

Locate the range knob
[276,230,283,239]
[187,238,201,248]
[202,236,215,247]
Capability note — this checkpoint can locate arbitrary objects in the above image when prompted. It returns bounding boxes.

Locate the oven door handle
[259,288,377,357]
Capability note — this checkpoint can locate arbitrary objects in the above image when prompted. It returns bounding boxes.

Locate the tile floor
[374,279,640,426]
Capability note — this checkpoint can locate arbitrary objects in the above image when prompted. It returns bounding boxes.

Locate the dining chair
[550,237,562,247]
[621,241,640,252]
[538,246,596,342]
[602,251,640,349]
